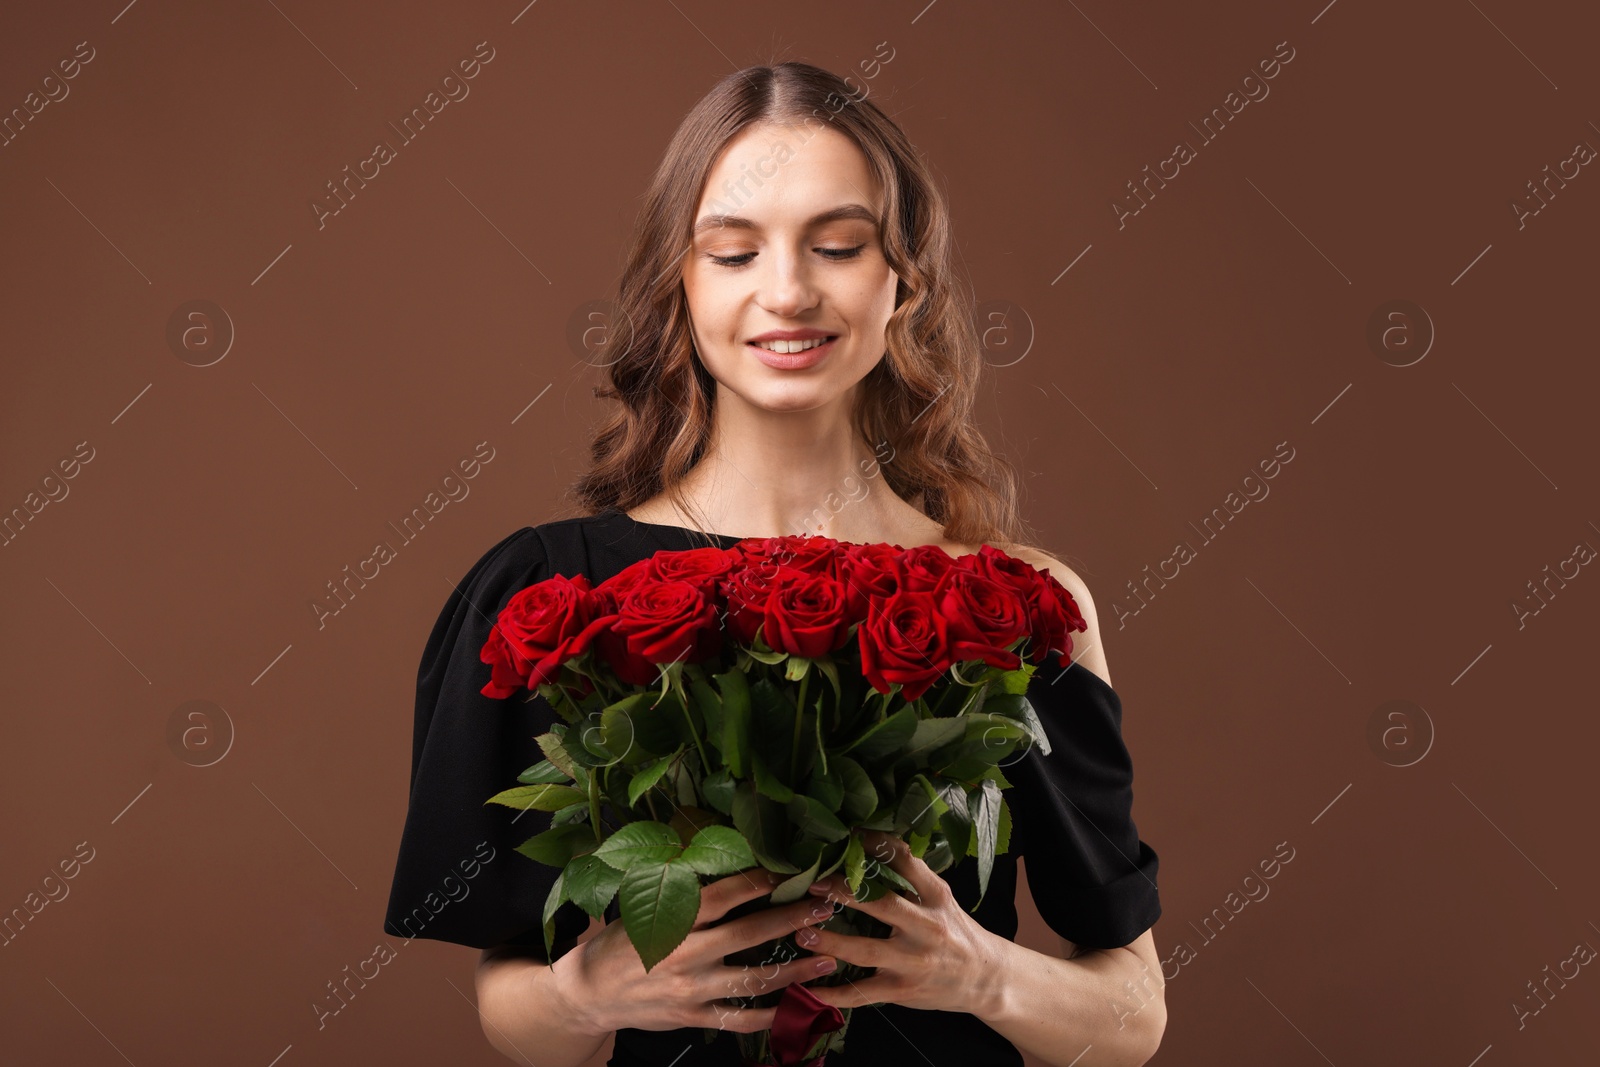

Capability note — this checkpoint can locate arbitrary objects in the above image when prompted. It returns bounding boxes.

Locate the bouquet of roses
[479,532,1085,1066]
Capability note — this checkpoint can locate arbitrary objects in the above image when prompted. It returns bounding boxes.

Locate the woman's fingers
[804,974,894,1011]
[698,1001,778,1034]
[793,919,890,969]
[860,830,941,902]
[707,949,839,1004]
[692,868,782,929]
[701,896,833,957]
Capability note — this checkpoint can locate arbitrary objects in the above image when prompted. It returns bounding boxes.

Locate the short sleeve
[382,526,593,958]
[1005,659,1161,951]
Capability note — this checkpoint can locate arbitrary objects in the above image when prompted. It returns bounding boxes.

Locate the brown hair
[567,61,1038,554]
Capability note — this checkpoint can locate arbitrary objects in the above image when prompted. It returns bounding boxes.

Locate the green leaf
[788,835,825,872]
[598,692,650,763]
[938,794,972,862]
[978,693,1030,723]
[875,863,920,901]
[748,676,798,778]
[514,822,594,867]
[1014,696,1052,755]
[541,869,568,960]
[671,753,698,808]
[968,791,1013,857]
[843,833,867,896]
[592,821,682,871]
[732,780,799,874]
[628,756,675,807]
[787,793,850,843]
[815,835,851,879]
[770,852,821,903]
[690,673,724,747]
[716,668,752,778]
[998,665,1033,695]
[752,748,795,803]
[701,766,736,815]
[963,711,1031,746]
[895,774,945,837]
[652,686,703,755]
[784,655,813,682]
[680,826,757,876]
[972,687,1049,755]
[834,756,878,825]
[922,836,954,874]
[517,759,572,785]
[902,716,968,766]
[970,777,1001,901]
[485,783,587,811]
[618,858,702,972]
[978,764,1015,790]
[844,706,918,762]
[551,801,590,827]
[805,765,845,812]
[564,851,624,918]
[536,731,579,780]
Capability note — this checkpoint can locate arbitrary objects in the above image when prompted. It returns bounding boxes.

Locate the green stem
[588,772,607,844]
[790,671,810,776]
[678,680,712,773]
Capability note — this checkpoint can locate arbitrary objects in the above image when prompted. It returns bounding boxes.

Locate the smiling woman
[384,60,1164,1067]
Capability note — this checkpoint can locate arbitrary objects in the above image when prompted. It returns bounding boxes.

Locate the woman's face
[681,121,900,415]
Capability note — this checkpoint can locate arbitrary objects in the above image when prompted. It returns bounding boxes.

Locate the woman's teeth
[751,337,831,354]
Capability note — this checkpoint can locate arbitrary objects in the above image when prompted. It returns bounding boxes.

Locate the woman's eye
[706,244,867,268]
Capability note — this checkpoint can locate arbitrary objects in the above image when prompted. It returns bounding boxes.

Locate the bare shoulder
[1005,545,1112,688]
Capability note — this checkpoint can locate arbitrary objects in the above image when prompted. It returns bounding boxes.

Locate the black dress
[383,507,1161,1066]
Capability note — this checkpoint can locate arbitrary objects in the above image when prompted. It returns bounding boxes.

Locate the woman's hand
[797,830,1009,1016]
[549,868,838,1037]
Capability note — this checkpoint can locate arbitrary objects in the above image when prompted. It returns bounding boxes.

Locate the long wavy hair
[567,61,1037,554]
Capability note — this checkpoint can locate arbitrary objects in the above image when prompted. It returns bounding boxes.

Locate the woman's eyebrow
[692,203,878,236]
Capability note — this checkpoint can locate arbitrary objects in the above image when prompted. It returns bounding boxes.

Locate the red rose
[1030,568,1087,666]
[479,574,612,698]
[761,569,852,659]
[723,563,784,646]
[933,567,1030,670]
[724,536,839,644]
[836,541,902,620]
[605,578,723,684]
[896,544,957,593]
[592,557,656,612]
[858,588,952,701]
[649,546,737,598]
[971,546,1087,666]
[736,534,842,582]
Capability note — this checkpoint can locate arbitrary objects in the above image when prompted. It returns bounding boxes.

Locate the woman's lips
[747,337,836,370]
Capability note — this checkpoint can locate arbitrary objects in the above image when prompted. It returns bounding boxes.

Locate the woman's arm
[474,943,610,1067]
[967,928,1165,1066]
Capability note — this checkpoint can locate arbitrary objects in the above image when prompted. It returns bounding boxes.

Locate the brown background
[2,1,1596,1064]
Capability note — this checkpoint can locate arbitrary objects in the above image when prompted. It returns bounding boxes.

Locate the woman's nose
[756,251,821,317]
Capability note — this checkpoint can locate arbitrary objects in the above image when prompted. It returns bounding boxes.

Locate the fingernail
[815,956,836,974]
[797,927,820,946]
[807,880,829,895]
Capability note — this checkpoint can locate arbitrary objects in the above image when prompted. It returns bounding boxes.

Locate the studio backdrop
[2,1,1595,1065]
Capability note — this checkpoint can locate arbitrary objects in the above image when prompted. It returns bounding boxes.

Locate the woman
[384,62,1164,1066]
